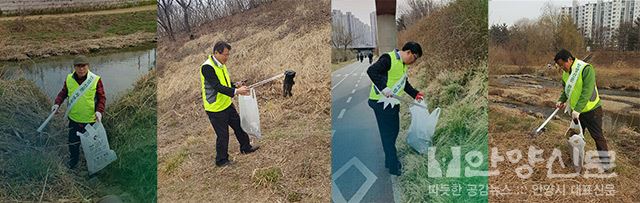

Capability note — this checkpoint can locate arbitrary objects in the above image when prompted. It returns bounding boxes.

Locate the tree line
[157,0,273,40]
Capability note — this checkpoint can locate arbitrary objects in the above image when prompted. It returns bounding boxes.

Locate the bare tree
[157,0,274,41]
[158,0,175,40]
[399,0,438,28]
[331,23,355,50]
[176,0,194,40]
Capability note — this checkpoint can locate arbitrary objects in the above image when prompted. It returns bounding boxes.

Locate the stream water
[1,47,156,104]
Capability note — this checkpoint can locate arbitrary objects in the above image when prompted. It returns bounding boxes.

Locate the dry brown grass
[489,105,640,202]
[490,46,640,91]
[0,79,110,201]
[489,65,640,201]
[156,0,330,202]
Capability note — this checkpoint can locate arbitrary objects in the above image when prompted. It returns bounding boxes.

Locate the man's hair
[554,49,574,62]
[401,41,422,58]
[213,41,231,54]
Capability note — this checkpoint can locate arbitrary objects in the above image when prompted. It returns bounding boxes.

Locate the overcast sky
[489,0,601,26]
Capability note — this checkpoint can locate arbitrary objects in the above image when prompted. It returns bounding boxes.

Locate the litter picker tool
[247,70,296,97]
[392,94,428,110]
[36,109,56,133]
[530,107,560,138]
[248,70,295,88]
[248,73,284,88]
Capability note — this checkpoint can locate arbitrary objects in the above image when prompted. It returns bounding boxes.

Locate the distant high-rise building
[370,11,378,47]
[561,0,639,44]
[331,9,374,47]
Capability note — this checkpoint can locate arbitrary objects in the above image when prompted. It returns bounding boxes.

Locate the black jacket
[366,52,419,99]
[202,63,236,98]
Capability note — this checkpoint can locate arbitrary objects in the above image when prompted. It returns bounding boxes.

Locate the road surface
[331,61,399,203]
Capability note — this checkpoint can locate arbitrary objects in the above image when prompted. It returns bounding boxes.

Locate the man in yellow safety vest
[200,41,259,167]
[554,49,610,169]
[367,41,424,176]
[52,55,106,169]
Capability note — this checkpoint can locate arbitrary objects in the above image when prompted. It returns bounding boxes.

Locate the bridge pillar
[375,0,396,54]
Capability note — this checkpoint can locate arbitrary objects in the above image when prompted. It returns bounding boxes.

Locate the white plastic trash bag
[239,88,262,138]
[77,122,117,175]
[566,119,585,173]
[407,100,441,154]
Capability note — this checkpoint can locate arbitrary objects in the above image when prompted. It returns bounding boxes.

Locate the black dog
[283,70,296,97]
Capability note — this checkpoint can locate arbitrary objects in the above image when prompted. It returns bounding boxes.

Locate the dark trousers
[368,100,401,173]
[206,105,252,164]
[68,120,94,166]
[578,106,609,162]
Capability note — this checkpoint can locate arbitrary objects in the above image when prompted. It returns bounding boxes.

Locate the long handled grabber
[36,109,56,133]
[247,70,296,97]
[530,107,560,138]
[392,94,428,110]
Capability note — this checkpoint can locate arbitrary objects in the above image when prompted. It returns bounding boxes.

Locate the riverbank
[0,68,157,201]
[0,5,156,61]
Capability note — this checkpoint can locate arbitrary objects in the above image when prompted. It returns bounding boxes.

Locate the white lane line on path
[346,97,352,103]
[332,157,378,203]
[355,83,358,88]
[351,89,356,94]
[332,64,360,90]
[337,109,346,119]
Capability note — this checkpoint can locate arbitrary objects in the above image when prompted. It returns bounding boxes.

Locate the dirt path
[0,5,155,21]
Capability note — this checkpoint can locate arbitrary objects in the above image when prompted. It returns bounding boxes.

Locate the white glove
[51,104,59,112]
[381,87,393,97]
[95,112,102,123]
[571,110,580,120]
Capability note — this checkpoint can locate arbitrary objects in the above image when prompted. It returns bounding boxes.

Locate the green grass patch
[252,166,283,187]
[101,71,156,202]
[162,147,188,175]
[331,59,357,71]
[397,62,488,202]
[0,1,156,17]
[0,9,157,45]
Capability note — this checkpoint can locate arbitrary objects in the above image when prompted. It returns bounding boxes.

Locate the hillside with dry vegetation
[156,0,331,202]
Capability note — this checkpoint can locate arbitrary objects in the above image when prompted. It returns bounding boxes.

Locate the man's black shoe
[67,160,78,169]
[215,159,233,167]
[389,168,402,176]
[241,146,260,154]
[389,163,402,176]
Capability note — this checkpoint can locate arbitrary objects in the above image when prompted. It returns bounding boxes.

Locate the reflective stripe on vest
[200,55,233,112]
[369,50,408,100]
[562,59,601,113]
[66,72,100,123]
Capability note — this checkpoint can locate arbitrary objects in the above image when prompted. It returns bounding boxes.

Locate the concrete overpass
[375,0,397,55]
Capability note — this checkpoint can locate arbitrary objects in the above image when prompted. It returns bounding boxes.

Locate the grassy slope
[396,0,489,202]
[0,7,156,60]
[156,0,331,202]
[0,71,157,201]
[0,1,156,17]
[101,71,157,202]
